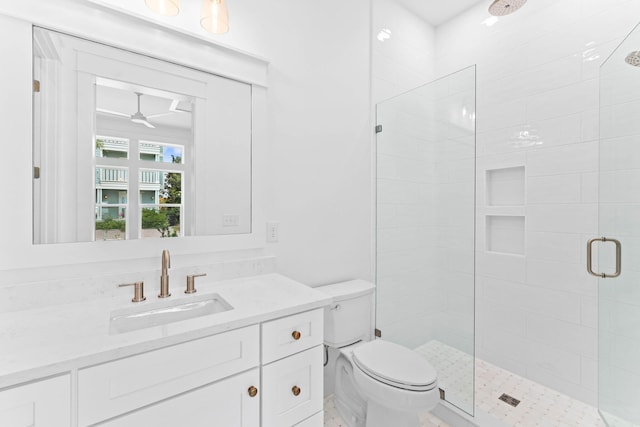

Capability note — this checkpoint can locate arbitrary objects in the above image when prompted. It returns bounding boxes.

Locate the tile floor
[323,394,451,427]
[325,340,609,427]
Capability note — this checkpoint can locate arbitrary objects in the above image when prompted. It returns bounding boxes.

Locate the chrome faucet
[159,249,171,298]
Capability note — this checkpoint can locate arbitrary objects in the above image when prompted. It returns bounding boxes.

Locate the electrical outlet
[223,214,239,227]
[266,221,279,243]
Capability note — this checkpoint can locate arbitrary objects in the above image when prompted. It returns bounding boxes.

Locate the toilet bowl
[319,280,439,427]
[351,340,438,427]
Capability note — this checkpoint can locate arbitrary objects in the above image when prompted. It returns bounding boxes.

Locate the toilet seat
[352,340,437,392]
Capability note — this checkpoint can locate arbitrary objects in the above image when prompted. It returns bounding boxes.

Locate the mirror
[32,27,252,244]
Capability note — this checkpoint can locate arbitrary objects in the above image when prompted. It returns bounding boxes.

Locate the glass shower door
[597,21,640,427]
[375,66,476,415]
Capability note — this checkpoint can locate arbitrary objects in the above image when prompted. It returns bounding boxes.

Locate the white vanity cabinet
[99,368,260,427]
[0,298,327,427]
[0,374,71,427]
[78,325,260,426]
[262,309,324,427]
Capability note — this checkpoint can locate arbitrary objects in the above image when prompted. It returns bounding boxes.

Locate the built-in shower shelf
[486,166,525,207]
[483,165,526,256]
[486,215,525,256]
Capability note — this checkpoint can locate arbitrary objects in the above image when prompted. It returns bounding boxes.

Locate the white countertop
[0,273,332,389]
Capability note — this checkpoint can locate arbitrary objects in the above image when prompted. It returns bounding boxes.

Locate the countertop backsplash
[0,252,276,314]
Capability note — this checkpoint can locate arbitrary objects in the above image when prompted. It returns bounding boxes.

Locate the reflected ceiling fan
[97,92,176,129]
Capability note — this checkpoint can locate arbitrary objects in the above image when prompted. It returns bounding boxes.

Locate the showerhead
[625,51,640,67]
[488,0,527,16]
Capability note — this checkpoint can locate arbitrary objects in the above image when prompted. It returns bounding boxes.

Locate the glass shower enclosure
[597,21,640,427]
[375,66,476,416]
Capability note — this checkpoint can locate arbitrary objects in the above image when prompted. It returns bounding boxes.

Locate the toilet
[318,280,439,427]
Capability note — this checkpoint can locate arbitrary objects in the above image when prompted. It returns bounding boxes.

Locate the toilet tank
[316,280,375,348]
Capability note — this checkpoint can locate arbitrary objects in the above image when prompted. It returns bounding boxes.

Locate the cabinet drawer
[262,346,323,427]
[0,375,70,427]
[294,411,323,427]
[100,368,260,427]
[79,325,259,426]
[262,309,323,363]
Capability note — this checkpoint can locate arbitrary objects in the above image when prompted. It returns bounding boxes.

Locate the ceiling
[394,0,488,27]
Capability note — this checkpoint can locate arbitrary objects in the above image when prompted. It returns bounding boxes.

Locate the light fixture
[201,0,229,34]
[131,93,156,129]
[145,0,180,17]
[488,0,527,16]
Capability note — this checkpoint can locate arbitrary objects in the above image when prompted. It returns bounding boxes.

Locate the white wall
[372,0,436,104]
[0,0,372,288]
[436,0,640,405]
[185,0,374,286]
[255,0,372,286]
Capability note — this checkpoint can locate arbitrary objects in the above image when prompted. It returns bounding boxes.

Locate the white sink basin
[109,293,233,334]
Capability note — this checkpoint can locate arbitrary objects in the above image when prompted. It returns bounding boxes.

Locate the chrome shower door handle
[587,237,622,278]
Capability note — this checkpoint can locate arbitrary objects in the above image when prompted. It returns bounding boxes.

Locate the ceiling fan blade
[96,108,130,118]
[131,116,156,128]
[146,112,174,119]
[169,99,191,113]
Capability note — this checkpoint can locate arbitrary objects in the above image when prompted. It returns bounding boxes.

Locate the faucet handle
[119,282,146,303]
[185,273,207,294]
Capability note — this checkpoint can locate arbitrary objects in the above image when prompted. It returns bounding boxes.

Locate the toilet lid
[352,340,437,391]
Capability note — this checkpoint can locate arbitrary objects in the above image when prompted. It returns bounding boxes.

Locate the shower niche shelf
[486,166,525,206]
[486,215,525,255]
[484,166,525,256]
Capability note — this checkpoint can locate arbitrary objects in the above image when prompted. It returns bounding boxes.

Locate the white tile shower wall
[436,0,640,405]
[376,95,440,348]
[376,68,475,358]
[373,0,438,348]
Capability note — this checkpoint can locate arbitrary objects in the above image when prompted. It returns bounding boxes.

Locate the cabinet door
[101,368,260,427]
[79,325,259,426]
[262,346,323,427]
[0,375,70,427]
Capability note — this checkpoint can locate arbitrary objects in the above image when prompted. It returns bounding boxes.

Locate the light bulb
[145,0,180,17]
[201,0,229,34]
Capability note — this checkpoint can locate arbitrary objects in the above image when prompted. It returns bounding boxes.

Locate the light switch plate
[266,222,279,243]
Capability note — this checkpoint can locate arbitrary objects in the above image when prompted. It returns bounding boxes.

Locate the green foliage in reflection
[95,216,126,231]
[162,155,182,227]
[141,208,177,238]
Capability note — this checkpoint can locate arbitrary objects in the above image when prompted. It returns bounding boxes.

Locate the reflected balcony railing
[96,168,163,185]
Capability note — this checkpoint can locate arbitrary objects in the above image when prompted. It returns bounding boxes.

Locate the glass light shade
[201,0,229,34]
[145,0,180,17]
